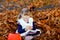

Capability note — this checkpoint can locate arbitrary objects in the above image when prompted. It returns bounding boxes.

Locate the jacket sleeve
[29,18,33,26]
[18,24,26,34]
[32,22,36,30]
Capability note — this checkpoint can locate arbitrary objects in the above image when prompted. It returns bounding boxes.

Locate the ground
[0,0,60,40]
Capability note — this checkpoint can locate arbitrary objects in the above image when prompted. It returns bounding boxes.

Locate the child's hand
[25,26,32,31]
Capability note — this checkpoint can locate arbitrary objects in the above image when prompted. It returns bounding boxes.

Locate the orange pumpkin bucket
[8,33,22,40]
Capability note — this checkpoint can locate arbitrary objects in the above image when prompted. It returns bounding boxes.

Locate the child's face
[22,15,30,19]
[22,15,30,22]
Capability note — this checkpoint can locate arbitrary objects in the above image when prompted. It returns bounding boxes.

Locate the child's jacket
[17,18,36,34]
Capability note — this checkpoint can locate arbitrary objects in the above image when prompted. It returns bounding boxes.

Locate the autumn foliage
[0,0,60,40]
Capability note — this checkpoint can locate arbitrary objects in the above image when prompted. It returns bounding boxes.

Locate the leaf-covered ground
[0,0,60,40]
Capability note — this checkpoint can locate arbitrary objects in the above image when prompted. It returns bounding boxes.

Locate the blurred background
[0,0,60,40]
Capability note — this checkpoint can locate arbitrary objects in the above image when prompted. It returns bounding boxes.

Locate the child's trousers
[25,36,33,40]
